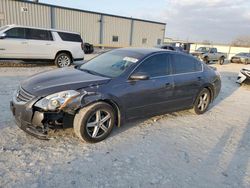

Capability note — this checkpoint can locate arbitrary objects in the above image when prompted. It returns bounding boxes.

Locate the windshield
[80,50,142,78]
[237,53,250,57]
[196,47,210,52]
[0,25,9,32]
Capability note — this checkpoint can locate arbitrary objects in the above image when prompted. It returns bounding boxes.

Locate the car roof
[5,24,80,35]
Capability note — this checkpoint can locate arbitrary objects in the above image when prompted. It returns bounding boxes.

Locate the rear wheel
[74,102,115,143]
[193,88,211,115]
[218,56,225,65]
[55,53,72,68]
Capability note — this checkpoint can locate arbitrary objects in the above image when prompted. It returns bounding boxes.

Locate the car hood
[21,68,111,96]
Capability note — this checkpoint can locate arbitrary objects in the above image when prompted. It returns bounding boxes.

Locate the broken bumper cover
[10,98,50,140]
[237,70,250,84]
[10,96,66,140]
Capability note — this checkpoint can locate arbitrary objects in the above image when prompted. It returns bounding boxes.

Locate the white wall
[190,43,250,59]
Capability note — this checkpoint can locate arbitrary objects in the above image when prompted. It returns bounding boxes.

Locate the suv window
[58,32,82,42]
[5,28,26,39]
[26,29,53,41]
[210,48,217,53]
[172,54,202,74]
[134,53,170,77]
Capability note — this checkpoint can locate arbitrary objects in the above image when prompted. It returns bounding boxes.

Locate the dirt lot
[0,59,250,188]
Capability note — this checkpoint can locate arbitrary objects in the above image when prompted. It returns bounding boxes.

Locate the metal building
[0,0,166,47]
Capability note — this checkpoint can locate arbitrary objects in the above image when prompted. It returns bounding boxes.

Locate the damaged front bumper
[10,97,67,140]
[10,90,87,140]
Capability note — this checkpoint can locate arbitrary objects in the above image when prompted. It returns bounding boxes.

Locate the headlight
[34,90,80,111]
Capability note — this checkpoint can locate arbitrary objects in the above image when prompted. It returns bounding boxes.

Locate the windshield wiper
[81,68,109,78]
[81,68,98,75]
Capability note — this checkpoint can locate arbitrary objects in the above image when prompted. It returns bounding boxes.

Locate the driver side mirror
[129,72,149,81]
[0,33,6,39]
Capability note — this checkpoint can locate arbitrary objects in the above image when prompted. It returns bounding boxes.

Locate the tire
[74,102,115,143]
[203,56,209,64]
[219,57,225,65]
[55,53,72,68]
[193,88,211,115]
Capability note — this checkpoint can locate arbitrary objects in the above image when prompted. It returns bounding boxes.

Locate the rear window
[172,54,202,74]
[26,29,53,41]
[58,32,82,42]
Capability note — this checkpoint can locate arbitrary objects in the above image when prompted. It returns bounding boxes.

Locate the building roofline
[13,0,166,25]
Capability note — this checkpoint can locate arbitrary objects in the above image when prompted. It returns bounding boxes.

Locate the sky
[39,0,250,44]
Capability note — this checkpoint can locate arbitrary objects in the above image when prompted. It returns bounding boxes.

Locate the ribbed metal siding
[103,16,131,47]
[132,21,165,47]
[0,0,51,28]
[54,8,100,44]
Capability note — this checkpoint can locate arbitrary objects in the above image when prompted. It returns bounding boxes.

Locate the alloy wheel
[86,110,112,138]
[58,55,71,67]
[197,93,209,112]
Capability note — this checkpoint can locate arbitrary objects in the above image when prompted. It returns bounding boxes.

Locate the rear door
[0,27,27,59]
[170,54,203,109]
[122,53,175,118]
[25,28,54,59]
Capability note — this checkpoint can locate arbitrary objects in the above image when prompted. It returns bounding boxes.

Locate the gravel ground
[0,60,250,188]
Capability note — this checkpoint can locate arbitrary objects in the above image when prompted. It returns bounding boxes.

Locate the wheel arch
[76,94,123,127]
[54,50,73,61]
[194,84,215,105]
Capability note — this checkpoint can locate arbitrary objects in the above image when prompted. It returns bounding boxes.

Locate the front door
[0,27,28,59]
[119,53,175,119]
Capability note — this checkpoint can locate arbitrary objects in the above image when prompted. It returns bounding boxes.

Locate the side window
[195,60,202,71]
[26,29,53,41]
[172,54,201,74]
[142,38,147,44]
[210,48,217,53]
[157,39,162,45]
[134,54,170,77]
[58,32,82,42]
[112,36,119,42]
[5,28,26,39]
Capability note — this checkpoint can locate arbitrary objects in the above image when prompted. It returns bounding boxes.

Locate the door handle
[21,42,27,44]
[197,76,202,81]
[46,43,52,45]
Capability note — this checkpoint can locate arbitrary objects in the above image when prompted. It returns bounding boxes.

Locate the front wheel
[193,88,211,115]
[203,56,209,64]
[55,53,72,68]
[74,102,115,143]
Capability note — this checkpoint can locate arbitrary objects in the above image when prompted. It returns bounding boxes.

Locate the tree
[231,36,250,47]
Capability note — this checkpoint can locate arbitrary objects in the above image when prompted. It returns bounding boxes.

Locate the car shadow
[209,71,240,109]
[223,117,250,187]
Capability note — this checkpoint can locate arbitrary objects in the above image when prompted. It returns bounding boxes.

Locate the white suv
[0,25,85,68]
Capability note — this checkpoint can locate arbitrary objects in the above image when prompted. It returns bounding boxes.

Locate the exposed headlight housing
[34,90,80,111]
